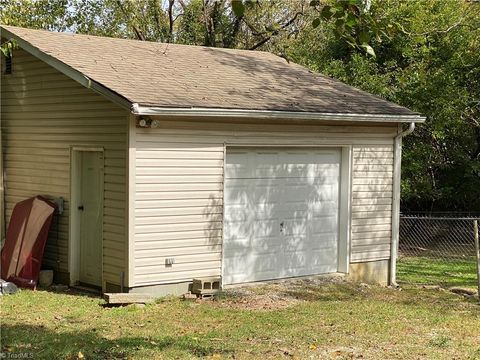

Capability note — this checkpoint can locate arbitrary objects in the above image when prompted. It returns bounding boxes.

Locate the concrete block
[191,277,221,296]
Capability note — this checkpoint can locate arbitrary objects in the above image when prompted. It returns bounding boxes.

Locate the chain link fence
[398,214,480,292]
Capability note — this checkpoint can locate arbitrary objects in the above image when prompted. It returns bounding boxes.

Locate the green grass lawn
[397,256,479,288]
[1,280,479,360]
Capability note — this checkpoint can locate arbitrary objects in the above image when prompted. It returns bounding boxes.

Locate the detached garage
[0,26,425,295]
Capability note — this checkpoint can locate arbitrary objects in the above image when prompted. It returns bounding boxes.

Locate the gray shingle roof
[2,25,419,117]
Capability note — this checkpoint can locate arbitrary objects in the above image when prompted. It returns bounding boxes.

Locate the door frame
[69,146,105,289]
[221,144,352,284]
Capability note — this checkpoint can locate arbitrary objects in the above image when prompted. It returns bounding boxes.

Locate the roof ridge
[0,24,277,57]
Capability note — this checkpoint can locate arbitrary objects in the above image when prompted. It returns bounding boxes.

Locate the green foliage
[0,0,71,30]
[285,0,480,211]
[0,39,17,57]
[310,0,391,57]
[231,0,245,18]
[68,0,172,41]
[175,0,206,45]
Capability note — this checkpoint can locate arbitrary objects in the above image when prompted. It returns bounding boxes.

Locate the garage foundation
[348,260,390,286]
[127,281,192,297]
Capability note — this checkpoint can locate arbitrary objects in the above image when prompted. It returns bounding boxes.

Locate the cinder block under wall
[348,260,390,286]
[128,281,192,297]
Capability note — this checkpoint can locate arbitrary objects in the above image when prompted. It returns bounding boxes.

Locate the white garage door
[223,148,341,285]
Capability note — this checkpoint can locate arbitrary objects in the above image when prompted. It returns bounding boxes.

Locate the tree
[283,0,480,212]
[0,0,71,30]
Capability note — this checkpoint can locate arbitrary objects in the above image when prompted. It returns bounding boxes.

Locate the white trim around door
[222,145,352,285]
[69,147,105,290]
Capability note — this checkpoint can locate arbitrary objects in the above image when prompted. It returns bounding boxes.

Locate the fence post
[474,220,480,301]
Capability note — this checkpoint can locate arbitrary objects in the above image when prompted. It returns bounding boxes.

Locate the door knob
[280,221,285,233]
[78,205,84,211]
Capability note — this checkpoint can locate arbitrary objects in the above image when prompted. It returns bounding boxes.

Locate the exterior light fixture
[136,117,159,128]
[138,118,148,127]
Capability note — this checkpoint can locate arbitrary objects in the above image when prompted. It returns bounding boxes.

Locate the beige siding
[133,119,396,286]
[351,146,394,262]
[1,49,128,286]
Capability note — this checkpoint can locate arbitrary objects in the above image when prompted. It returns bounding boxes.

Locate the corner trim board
[127,114,137,288]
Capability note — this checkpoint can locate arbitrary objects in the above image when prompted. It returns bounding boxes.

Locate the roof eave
[132,104,426,123]
[1,26,132,111]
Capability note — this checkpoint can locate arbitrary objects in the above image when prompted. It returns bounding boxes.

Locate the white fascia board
[131,104,426,123]
[1,27,132,110]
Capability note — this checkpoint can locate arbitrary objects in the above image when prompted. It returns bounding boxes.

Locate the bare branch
[167,0,175,42]
[249,11,303,50]
[115,0,146,41]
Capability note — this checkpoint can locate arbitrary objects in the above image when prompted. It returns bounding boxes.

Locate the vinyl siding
[351,146,394,262]
[133,119,397,286]
[1,49,128,286]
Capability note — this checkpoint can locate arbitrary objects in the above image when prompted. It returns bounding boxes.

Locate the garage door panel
[281,216,338,236]
[284,248,337,264]
[225,242,281,254]
[250,219,279,238]
[224,184,249,203]
[283,253,337,277]
[281,202,338,215]
[311,206,340,217]
[225,208,277,222]
[283,234,337,251]
[225,269,281,284]
[284,150,340,163]
[283,185,338,202]
[283,176,339,185]
[224,148,341,285]
[311,217,338,234]
[254,155,282,178]
[284,167,339,180]
[224,253,285,281]
[225,218,280,236]
[283,223,307,237]
[227,151,282,178]
[283,263,337,277]
[225,151,252,178]
[308,240,338,251]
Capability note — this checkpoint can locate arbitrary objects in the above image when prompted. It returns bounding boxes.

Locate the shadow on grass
[1,324,234,359]
[275,280,479,315]
[281,282,365,302]
[46,287,103,299]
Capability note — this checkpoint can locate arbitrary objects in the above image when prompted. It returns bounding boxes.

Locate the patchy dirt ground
[202,275,371,310]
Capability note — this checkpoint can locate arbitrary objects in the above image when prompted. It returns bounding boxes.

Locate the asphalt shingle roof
[1,25,419,116]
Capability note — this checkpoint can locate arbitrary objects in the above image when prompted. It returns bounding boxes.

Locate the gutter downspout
[390,122,415,286]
